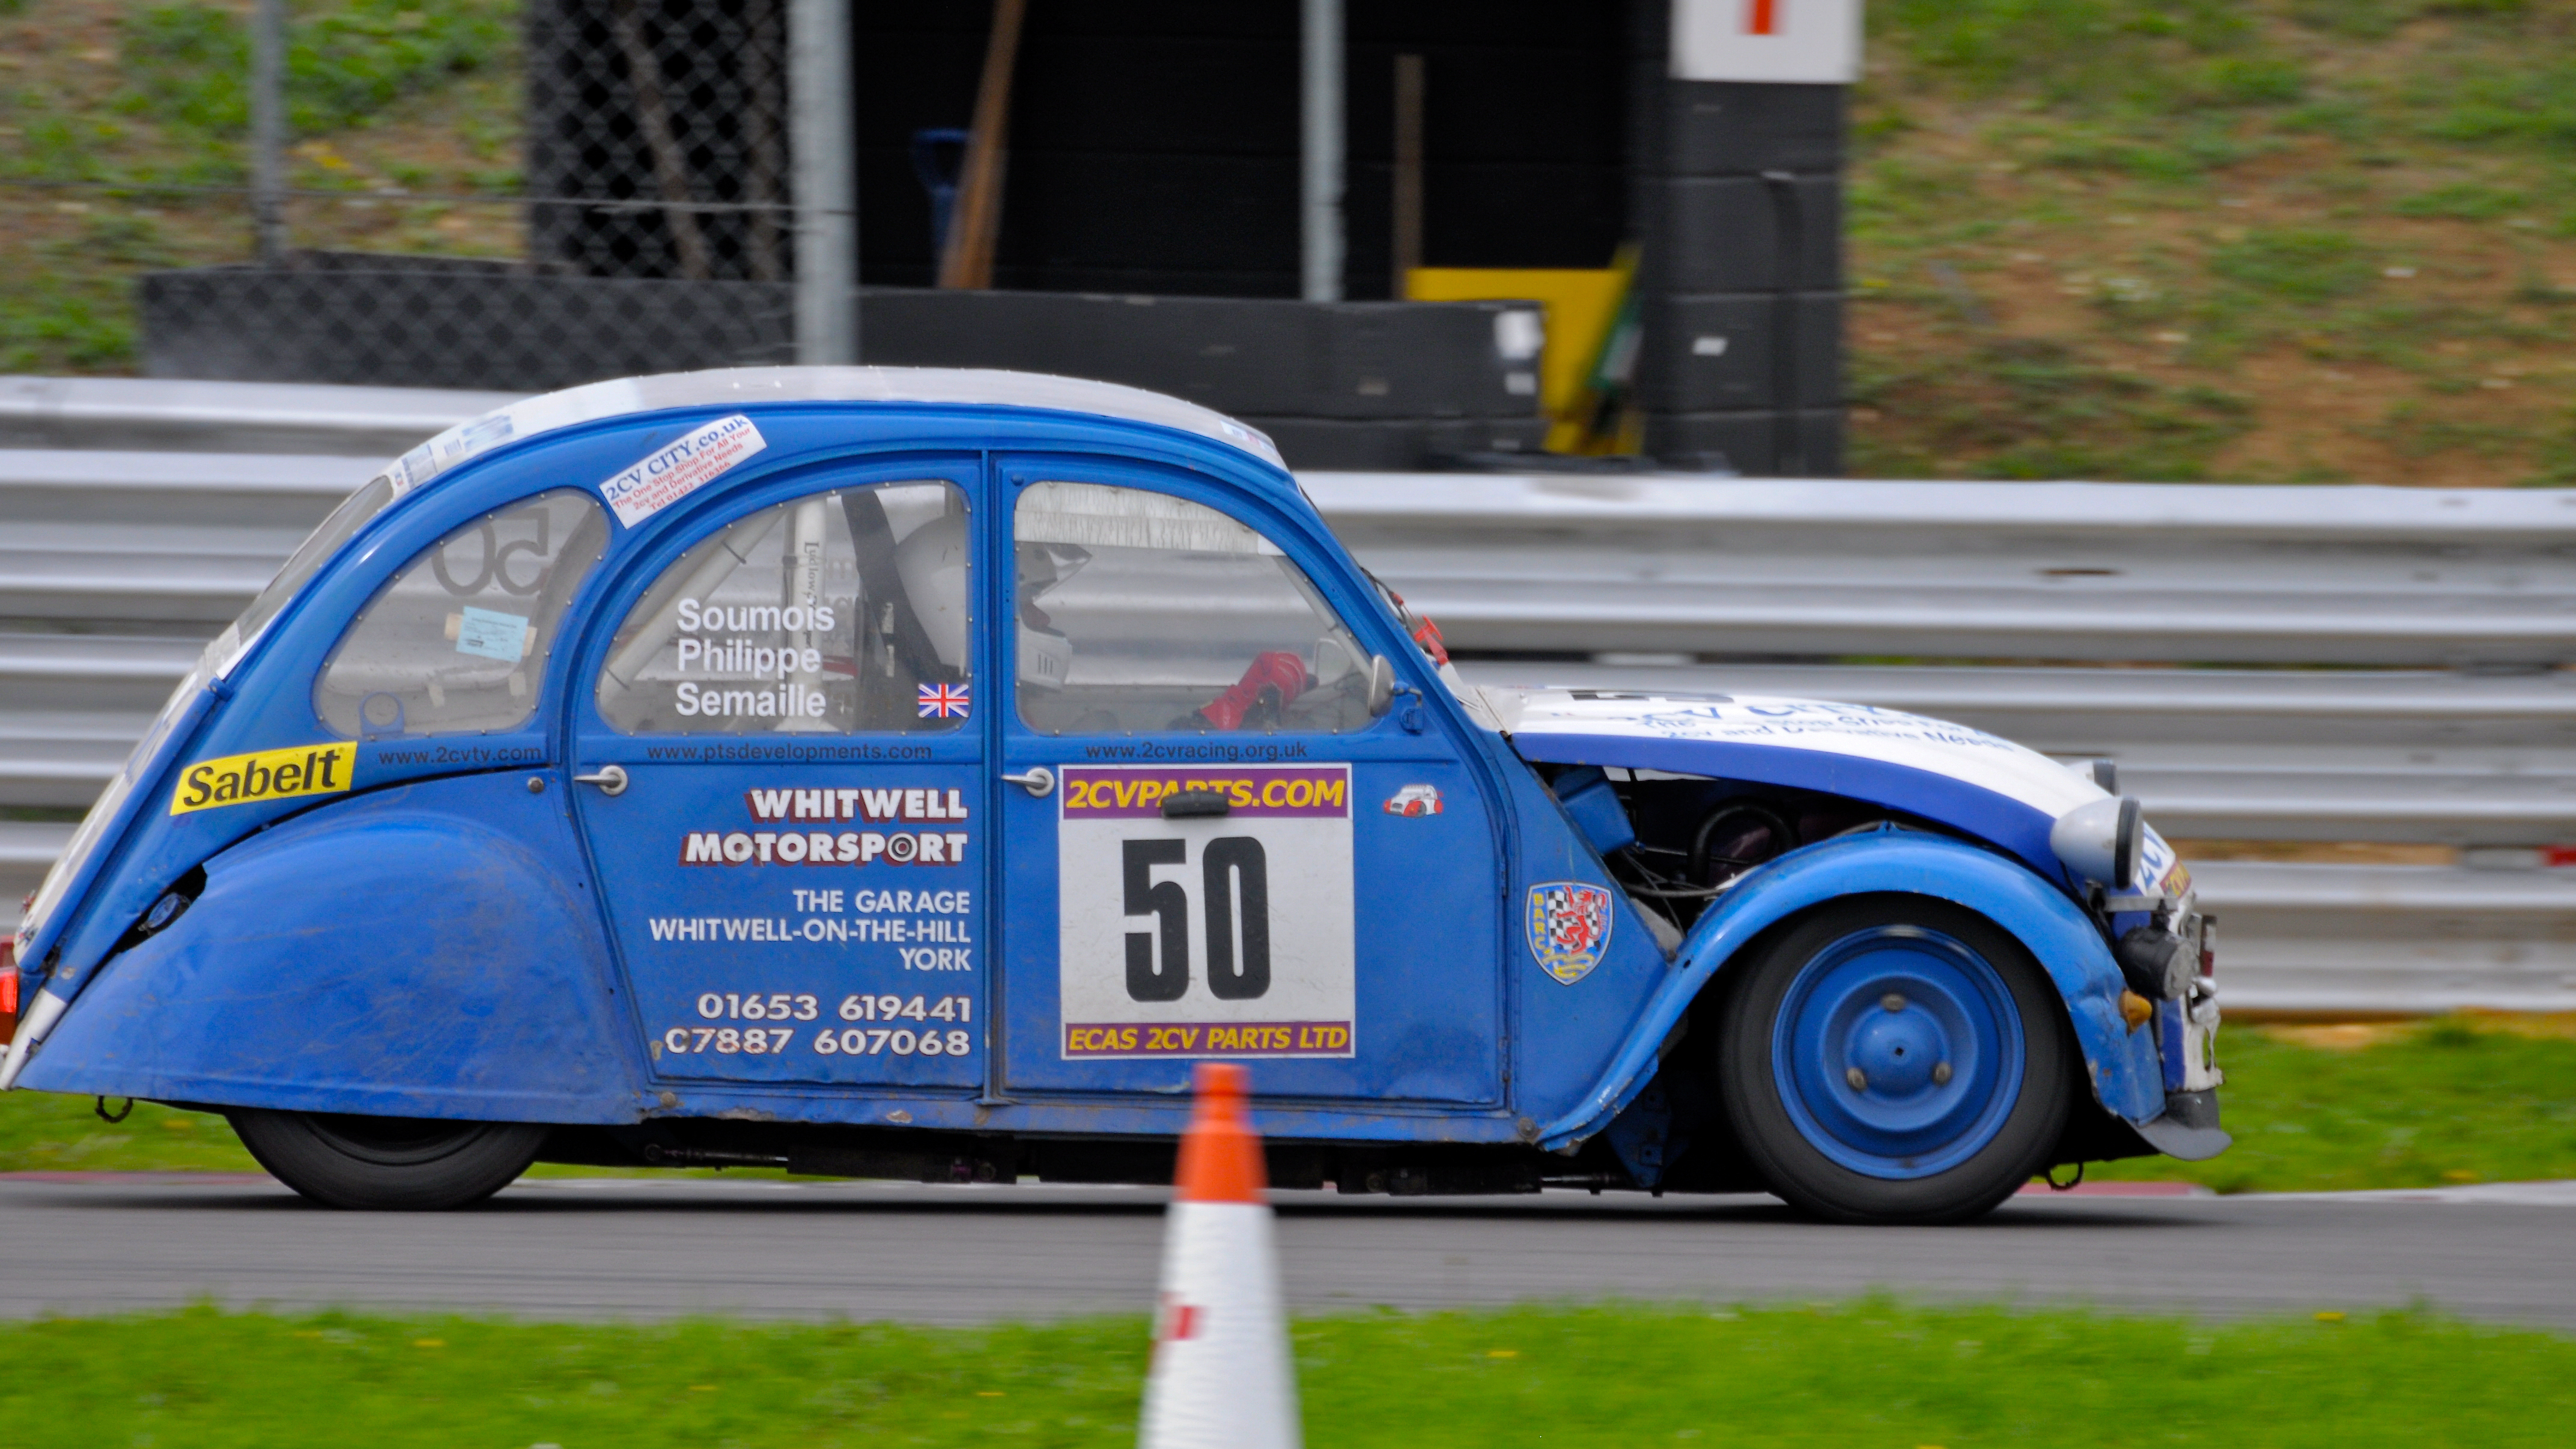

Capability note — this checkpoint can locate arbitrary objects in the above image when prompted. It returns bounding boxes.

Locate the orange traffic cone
[1138,1063,1301,1449]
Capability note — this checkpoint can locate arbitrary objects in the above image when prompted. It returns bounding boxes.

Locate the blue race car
[2,369,2225,1221]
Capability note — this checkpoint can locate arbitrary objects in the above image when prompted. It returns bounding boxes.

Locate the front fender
[19,773,642,1123]
[1539,830,2161,1150]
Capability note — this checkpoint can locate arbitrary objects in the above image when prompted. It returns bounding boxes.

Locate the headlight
[2050,795,2143,890]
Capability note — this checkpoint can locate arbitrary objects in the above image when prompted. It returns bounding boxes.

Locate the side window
[316,490,607,738]
[597,480,970,735]
[1013,480,1375,735]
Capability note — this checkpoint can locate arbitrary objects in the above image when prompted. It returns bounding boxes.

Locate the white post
[789,0,857,363]
[1299,0,1343,303]
[251,0,285,263]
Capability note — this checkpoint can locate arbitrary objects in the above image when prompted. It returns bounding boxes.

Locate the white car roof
[389,365,1284,493]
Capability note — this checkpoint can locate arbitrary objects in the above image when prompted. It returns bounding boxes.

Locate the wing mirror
[1365,654,1397,717]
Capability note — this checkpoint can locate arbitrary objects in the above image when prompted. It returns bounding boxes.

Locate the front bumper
[2134,1086,2230,1161]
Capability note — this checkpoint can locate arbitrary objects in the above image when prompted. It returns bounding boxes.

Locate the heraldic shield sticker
[1526,881,1614,985]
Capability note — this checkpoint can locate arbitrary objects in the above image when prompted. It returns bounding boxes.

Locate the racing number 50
[1122,836,1272,1002]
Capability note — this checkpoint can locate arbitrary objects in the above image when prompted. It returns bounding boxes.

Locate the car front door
[571,465,989,1093]
[991,464,1505,1108]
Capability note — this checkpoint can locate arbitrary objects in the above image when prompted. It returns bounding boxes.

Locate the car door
[571,464,989,1092]
[992,463,1504,1107]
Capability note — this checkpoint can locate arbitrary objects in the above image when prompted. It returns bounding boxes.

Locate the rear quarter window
[314,490,609,738]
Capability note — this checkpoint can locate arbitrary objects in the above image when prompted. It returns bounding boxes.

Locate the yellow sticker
[169,742,357,816]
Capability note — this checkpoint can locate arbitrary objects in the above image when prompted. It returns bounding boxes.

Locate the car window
[596,480,970,735]
[1013,480,1375,735]
[315,490,609,738]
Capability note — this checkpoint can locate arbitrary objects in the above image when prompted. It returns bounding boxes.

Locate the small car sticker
[453,606,530,663]
[597,413,767,527]
[169,742,357,816]
[1527,881,1613,985]
[1056,765,1355,1059]
[1383,783,1442,816]
[917,682,971,719]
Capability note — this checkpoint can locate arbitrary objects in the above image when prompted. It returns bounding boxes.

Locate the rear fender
[19,773,643,1122]
[1540,830,2160,1150]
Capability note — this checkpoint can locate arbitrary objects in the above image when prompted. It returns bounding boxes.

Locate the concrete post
[789,0,857,363]
[1299,0,1343,303]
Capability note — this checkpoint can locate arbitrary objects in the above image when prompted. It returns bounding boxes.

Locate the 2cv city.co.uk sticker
[1056,765,1355,1060]
[596,413,766,528]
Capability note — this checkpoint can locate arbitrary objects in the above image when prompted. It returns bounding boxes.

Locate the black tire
[1716,896,2075,1225]
[229,1109,548,1211]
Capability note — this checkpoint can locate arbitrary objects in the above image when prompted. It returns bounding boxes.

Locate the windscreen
[231,472,402,661]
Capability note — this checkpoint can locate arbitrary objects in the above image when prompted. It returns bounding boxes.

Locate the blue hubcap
[1771,924,2026,1179]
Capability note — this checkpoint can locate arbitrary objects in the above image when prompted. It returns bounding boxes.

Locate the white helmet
[893,512,968,670]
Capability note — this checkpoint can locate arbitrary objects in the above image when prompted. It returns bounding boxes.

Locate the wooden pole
[612,0,712,281]
[938,0,1027,290]
[1390,53,1424,297]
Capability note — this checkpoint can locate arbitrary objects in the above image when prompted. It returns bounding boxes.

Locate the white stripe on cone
[1138,1200,1300,1449]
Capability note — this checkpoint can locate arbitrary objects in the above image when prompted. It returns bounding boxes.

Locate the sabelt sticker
[1527,881,1613,985]
[170,742,357,816]
[598,413,767,527]
[1057,765,1355,1059]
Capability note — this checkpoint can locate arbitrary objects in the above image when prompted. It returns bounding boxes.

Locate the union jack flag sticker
[918,682,971,719]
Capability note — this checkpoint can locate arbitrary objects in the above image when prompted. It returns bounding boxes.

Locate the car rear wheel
[1716,896,2074,1224]
[229,1109,548,1211]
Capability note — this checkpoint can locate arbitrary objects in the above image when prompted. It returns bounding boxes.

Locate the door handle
[1000,765,1055,798]
[573,764,630,797]
[1160,788,1229,818]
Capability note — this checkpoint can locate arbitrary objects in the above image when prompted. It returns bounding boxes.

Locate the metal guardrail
[0,375,515,457]
[1308,471,2576,668]
[5,377,2573,1013]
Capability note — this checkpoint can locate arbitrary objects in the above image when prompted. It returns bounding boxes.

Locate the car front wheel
[229,1109,548,1211]
[1716,896,2074,1224]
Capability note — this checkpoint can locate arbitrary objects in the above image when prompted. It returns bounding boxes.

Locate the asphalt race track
[5,1175,2574,1329]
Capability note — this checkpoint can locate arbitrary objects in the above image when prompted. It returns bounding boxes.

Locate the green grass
[1843,0,2576,484]
[1,0,527,372]
[115,0,514,145]
[2092,1018,2576,1194]
[0,1089,260,1173]
[5,1017,2571,1192]
[1850,335,2256,481]
[2,1300,2570,1448]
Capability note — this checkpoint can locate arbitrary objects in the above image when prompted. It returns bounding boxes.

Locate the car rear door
[570,461,992,1094]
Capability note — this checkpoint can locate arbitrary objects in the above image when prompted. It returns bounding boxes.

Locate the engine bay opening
[1538,765,1908,935]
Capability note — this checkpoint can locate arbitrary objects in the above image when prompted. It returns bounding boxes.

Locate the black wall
[850,1,1629,296]
[1621,3,1845,475]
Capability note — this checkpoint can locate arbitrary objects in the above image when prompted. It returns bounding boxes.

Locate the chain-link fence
[7,2,1852,473]
[5,0,828,390]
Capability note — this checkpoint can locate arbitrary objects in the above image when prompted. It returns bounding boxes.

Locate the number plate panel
[1056,765,1355,1059]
